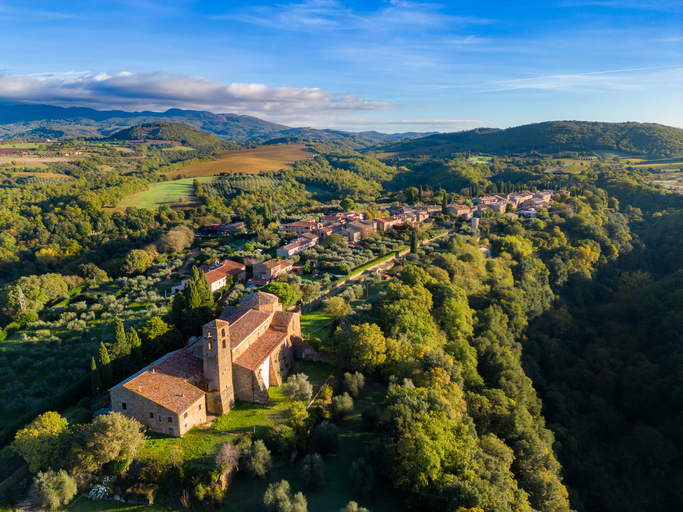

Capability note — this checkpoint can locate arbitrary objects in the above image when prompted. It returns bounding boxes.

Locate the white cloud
[0,72,395,120]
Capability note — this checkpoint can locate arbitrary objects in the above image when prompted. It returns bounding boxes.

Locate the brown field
[0,156,75,165]
[166,144,314,178]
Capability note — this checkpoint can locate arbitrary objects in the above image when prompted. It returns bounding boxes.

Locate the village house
[446,204,473,217]
[276,232,319,258]
[110,292,300,437]
[171,260,246,294]
[253,260,293,282]
[278,218,322,236]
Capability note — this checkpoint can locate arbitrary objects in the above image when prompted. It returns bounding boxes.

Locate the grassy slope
[115,177,215,210]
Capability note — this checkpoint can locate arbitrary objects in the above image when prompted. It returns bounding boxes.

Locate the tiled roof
[233,328,287,371]
[240,291,279,306]
[219,306,250,324]
[272,311,296,329]
[125,372,204,414]
[258,260,283,269]
[203,260,246,284]
[122,349,205,414]
[229,309,272,349]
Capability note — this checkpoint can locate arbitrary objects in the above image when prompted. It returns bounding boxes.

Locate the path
[178,248,201,275]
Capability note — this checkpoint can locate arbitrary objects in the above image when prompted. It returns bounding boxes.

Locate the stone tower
[202,319,235,415]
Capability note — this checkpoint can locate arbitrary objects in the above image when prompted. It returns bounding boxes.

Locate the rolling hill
[375,121,683,159]
[0,104,426,149]
[110,122,237,150]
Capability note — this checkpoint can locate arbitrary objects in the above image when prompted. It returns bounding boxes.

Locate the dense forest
[377,121,683,159]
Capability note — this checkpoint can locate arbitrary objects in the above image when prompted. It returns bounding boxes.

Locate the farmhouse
[279,218,322,235]
[171,260,246,294]
[110,292,300,437]
[276,232,319,258]
[253,259,293,282]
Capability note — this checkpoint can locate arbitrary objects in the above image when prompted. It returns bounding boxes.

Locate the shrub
[215,441,240,472]
[243,440,272,478]
[349,458,375,498]
[264,480,308,512]
[319,384,333,403]
[340,502,370,512]
[267,426,298,457]
[301,453,325,490]
[330,392,355,421]
[31,469,77,509]
[361,405,381,431]
[343,372,365,398]
[282,373,313,402]
[309,421,339,455]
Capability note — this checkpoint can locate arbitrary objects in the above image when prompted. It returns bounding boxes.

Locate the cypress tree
[127,328,142,366]
[168,292,184,327]
[98,342,113,387]
[198,270,214,309]
[410,232,418,254]
[91,357,101,396]
[442,193,448,215]
[111,317,130,359]
[185,269,203,309]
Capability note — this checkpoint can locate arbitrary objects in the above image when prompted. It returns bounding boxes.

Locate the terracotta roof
[203,260,246,284]
[219,306,250,324]
[257,260,284,269]
[240,291,279,307]
[229,309,272,349]
[272,311,296,329]
[233,328,287,371]
[122,349,204,414]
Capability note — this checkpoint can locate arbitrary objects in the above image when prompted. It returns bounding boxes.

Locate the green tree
[13,411,69,473]
[263,480,308,512]
[288,401,310,436]
[301,453,325,490]
[98,342,113,387]
[282,373,314,402]
[343,372,365,398]
[331,392,355,421]
[349,458,375,499]
[168,291,185,328]
[334,323,386,373]
[410,232,418,254]
[127,327,142,367]
[31,469,77,510]
[140,316,183,360]
[324,296,352,320]
[69,412,145,474]
[340,502,370,512]
[243,440,272,478]
[261,282,300,309]
[121,249,153,275]
[310,421,340,455]
[91,357,101,396]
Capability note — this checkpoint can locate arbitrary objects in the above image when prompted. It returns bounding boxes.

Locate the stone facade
[110,292,300,437]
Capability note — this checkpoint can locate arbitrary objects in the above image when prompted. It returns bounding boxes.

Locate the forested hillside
[110,122,238,150]
[377,121,683,158]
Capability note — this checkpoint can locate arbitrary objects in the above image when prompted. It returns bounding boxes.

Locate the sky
[0,0,681,132]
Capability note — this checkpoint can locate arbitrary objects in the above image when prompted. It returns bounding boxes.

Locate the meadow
[166,145,314,179]
[115,177,216,210]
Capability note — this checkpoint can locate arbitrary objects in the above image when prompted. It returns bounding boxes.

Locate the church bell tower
[202,319,235,414]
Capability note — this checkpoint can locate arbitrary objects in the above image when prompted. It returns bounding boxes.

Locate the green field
[115,177,216,210]
[467,156,493,163]
[0,143,40,149]
[162,146,197,152]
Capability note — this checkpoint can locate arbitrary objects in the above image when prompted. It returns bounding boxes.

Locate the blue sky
[1,0,681,132]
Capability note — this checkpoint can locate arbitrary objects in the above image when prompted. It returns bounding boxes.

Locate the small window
[150,412,154,419]
[199,404,202,411]
[121,402,127,410]
[184,412,188,419]
[222,340,226,349]
[185,423,188,428]
[208,341,212,350]
[158,414,163,422]
[221,328,226,337]
[168,416,173,423]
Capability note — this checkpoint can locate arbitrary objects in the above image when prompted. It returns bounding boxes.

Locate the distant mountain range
[0,104,436,148]
[374,121,683,159]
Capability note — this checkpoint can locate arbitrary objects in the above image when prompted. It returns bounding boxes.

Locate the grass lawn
[212,361,333,437]
[68,497,158,512]
[301,310,334,339]
[137,428,236,466]
[115,177,215,210]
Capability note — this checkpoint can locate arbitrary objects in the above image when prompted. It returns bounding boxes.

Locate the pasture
[115,176,216,210]
[166,144,314,179]
[0,143,40,149]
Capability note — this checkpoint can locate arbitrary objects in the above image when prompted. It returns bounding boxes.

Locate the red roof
[233,329,287,371]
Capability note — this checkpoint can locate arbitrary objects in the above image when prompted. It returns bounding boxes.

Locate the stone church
[110,292,300,437]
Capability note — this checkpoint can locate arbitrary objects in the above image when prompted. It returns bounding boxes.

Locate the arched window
[208,341,212,350]
[221,328,226,337]
[222,340,226,349]
[206,331,212,338]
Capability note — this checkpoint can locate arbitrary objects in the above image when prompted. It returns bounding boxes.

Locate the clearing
[166,144,314,179]
[114,177,216,210]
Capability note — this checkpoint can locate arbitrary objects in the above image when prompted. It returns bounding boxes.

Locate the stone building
[110,292,300,437]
